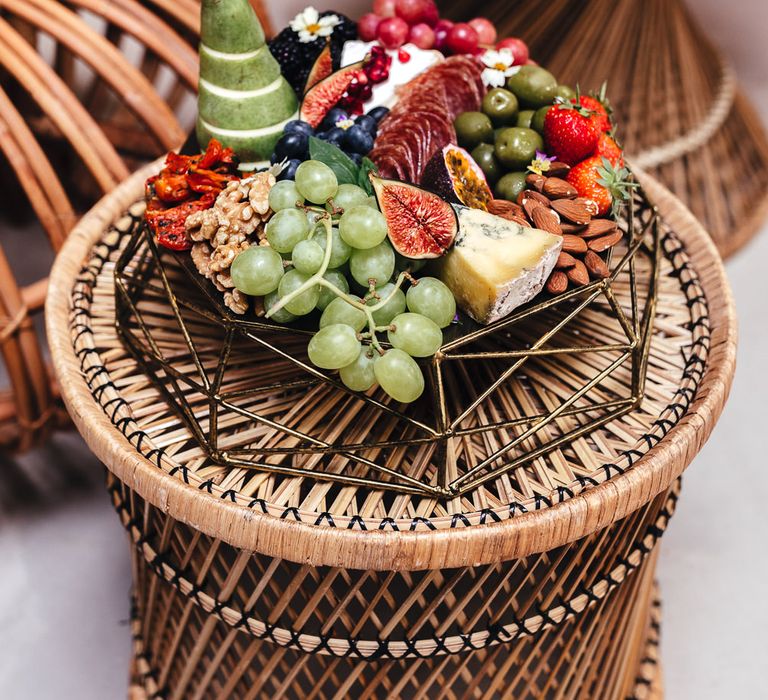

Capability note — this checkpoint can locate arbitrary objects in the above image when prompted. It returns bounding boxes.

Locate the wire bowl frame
[114,183,659,498]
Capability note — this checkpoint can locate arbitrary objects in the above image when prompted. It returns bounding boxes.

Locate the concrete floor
[1,2,767,698]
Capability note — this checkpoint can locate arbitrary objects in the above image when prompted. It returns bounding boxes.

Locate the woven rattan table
[47,162,736,700]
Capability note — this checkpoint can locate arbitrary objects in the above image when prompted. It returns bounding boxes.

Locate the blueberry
[367,106,389,123]
[273,132,309,161]
[320,107,349,131]
[343,125,374,155]
[324,127,346,147]
[284,120,314,136]
[277,159,301,181]
[355,115,377,135]
[348,152,363,165]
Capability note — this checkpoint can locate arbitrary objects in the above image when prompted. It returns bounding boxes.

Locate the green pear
[196,0,298,166]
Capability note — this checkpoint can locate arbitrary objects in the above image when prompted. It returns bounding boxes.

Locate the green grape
[320,297,367,332]
[329,184,369,213]
[395,252,427,274]
[277,269,320,316]
[387,312,442,357]
[269,180,302,211]
[366,196,379,210]
[339,206,389,250]
[316,270,349,310]
[292,239,325,275]
[230,246,284,297]
[306,209,325,228]
[295,160,338,204]
[312,226,352,269]
[349,241,395,287]
[264,290,296,323]
[266,208,309,253]
[340,348,377,391]
[405,277,456,328]
[366,282,406,325]
[374,349,425,403]
[308,324,361,370]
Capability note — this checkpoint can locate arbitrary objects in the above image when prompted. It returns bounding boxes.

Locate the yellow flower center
[306,22,321,33]
[494,62,508,71]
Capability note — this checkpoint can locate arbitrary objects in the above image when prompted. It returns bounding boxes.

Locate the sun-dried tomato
[146,193,217,251]
[145,139,239,251]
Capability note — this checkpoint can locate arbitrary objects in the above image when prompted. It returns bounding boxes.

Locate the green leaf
[308,136,359,185]
[358,157,379,196]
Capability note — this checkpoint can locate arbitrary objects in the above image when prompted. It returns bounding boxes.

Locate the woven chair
[0,0,210,450]
[443,0,768,259]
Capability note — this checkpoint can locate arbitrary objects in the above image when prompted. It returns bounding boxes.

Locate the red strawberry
[543,103,599,166]
[595,133,623,166]
[566,156,636,217]
[573,95,611,133]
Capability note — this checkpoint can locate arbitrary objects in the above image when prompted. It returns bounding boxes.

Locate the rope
[631,54,736,170]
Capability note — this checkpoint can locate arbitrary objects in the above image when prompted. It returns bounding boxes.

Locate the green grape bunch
[230,159,457,404]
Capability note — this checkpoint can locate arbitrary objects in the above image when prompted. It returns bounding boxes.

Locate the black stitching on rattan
[409,517,436,531]
[378,517,399,531]
[73,205,710,533]
[450,513,471,528]
[110,480,681,660]
[348,515,367,530]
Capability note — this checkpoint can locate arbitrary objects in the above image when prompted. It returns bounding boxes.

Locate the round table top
[47,161,736,570]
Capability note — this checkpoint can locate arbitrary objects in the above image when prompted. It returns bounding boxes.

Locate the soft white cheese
[340,40,443,110]
[438,206,563,324]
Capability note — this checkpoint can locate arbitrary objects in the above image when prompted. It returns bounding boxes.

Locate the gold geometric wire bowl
[113,184,660,498]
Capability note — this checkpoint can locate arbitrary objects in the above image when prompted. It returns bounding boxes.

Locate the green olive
[481,88,519,127]
[506,65,558,108]
[554,84,577,101]
[494,127,544,170]
[494,172,528,201]
[516,110,535,128]
[454,111,494,150]
[471,143,502,187]
[531,105,554,135]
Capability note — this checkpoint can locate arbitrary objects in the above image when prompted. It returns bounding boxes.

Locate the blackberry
[269,12,358,95]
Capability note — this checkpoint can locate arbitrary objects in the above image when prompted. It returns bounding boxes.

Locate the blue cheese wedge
[438,206,563,324]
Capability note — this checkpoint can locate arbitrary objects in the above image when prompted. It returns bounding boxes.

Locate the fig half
[300,62,362,128]
[421,144,493,211]
[370,174,458,259]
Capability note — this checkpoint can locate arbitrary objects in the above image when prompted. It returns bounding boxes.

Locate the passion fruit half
[421,144,493,211]
[370,174,458,259]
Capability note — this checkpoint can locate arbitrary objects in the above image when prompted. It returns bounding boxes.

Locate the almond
[560,222,587,234]
[487,199,525,219]
[518,189,551,207]
[555,251,578,269]
[566,260,590,286]
[546,270,568,294]
[547,161,571,177]
[531,206,562,235]
[573,197,600,217]
[551,198,593,225]
[509,215,531,228]
[588,230,623,252]
[543,177,578,199]
[581,218,618,238]
[584,250,610,279]
[526,173,546,191]
[523,197,543,221]
[561,234,588,254]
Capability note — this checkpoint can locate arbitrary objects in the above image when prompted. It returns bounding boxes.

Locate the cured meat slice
[371,56,483,183]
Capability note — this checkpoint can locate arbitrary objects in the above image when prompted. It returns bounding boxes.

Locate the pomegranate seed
[398,48,411,62]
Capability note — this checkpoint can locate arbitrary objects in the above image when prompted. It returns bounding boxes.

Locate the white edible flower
[289,6,340,43]
[480,49,520,88]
